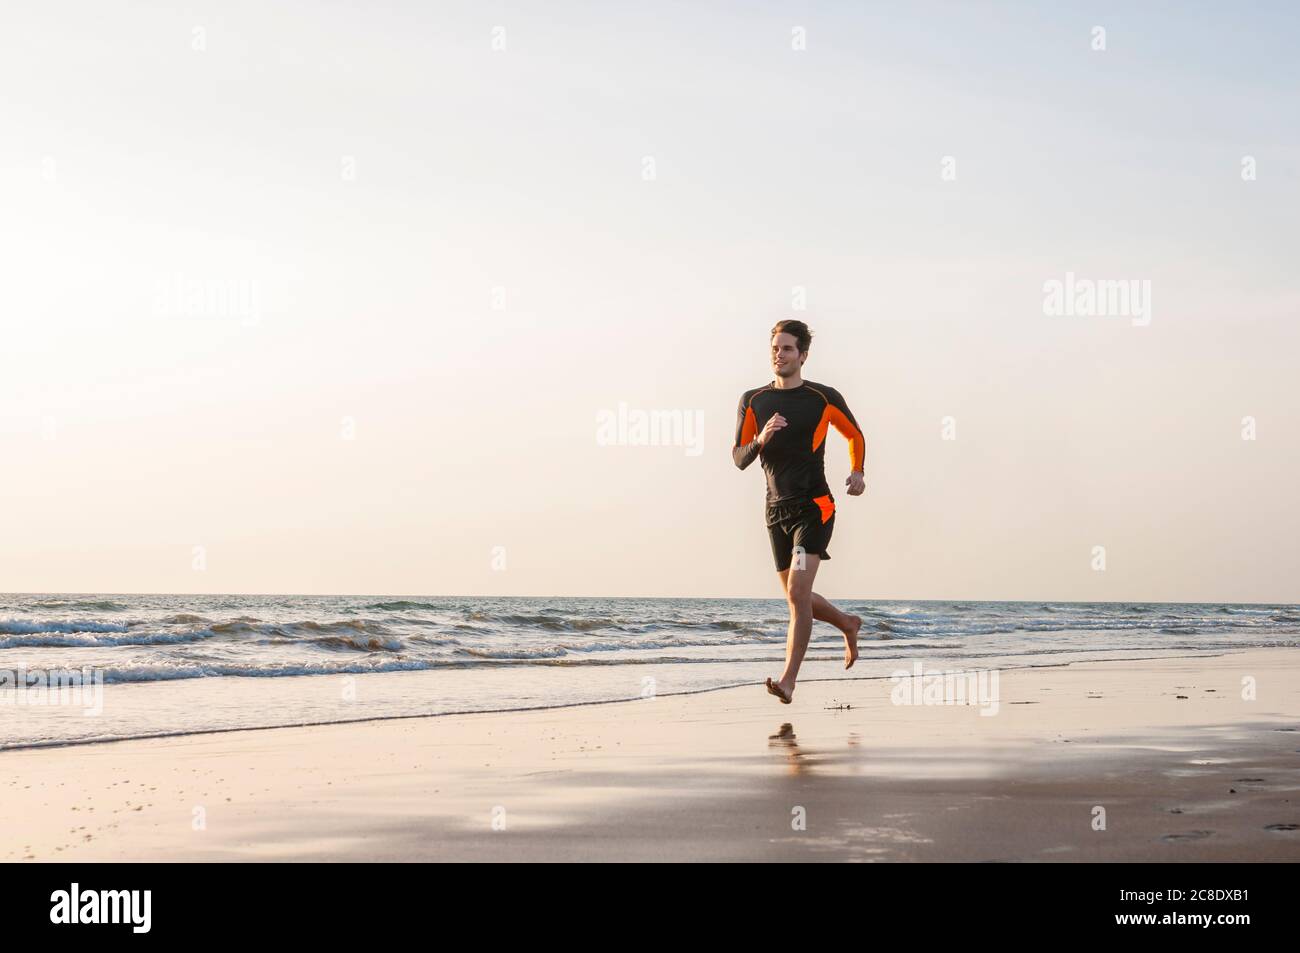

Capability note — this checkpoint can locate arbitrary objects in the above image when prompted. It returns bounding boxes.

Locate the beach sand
[3,648,1298,862]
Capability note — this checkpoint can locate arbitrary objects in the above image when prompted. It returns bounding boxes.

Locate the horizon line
[2,592,1295,607]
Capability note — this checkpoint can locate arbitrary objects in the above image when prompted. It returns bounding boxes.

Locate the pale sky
[1,2,1296,601]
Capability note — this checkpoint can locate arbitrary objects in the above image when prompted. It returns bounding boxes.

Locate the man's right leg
[774,555,820,700]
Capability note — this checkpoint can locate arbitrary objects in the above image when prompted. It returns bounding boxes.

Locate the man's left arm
[826,387,866,494]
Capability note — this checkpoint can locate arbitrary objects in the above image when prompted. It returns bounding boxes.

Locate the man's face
[771,332,803,379]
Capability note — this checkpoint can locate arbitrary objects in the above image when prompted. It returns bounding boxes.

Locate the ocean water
[1,593,1297,750]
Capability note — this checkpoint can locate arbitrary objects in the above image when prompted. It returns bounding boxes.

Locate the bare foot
[766,676,794,704]
[841,614,861,669]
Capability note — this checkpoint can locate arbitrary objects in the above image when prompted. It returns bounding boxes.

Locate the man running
[732,320,866,704]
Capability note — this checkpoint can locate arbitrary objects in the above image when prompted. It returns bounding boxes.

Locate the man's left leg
[776,572,862,669]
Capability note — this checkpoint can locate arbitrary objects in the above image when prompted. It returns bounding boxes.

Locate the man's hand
[845,470,865,496]
[756,414,786,447]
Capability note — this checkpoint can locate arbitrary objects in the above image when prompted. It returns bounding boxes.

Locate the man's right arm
[732,392,761,470]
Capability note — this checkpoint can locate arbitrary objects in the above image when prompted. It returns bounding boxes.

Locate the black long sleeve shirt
[732,379,865,505]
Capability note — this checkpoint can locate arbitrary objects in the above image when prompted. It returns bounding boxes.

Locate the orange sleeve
[732,392,761,470]
[825,389,865,472]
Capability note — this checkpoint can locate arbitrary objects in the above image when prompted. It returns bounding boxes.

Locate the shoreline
[3,648,1298,861]
[0,649,1248,753]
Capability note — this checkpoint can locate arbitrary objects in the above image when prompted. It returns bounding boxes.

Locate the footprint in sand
[1161,830,1214,843]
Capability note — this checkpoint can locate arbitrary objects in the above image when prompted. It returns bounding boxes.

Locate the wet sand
[2,648,1298,861]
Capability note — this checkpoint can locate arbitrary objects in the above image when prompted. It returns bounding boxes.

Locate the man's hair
[771,319,813,354]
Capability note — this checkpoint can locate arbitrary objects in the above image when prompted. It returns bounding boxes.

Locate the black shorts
[766,493,836,572]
